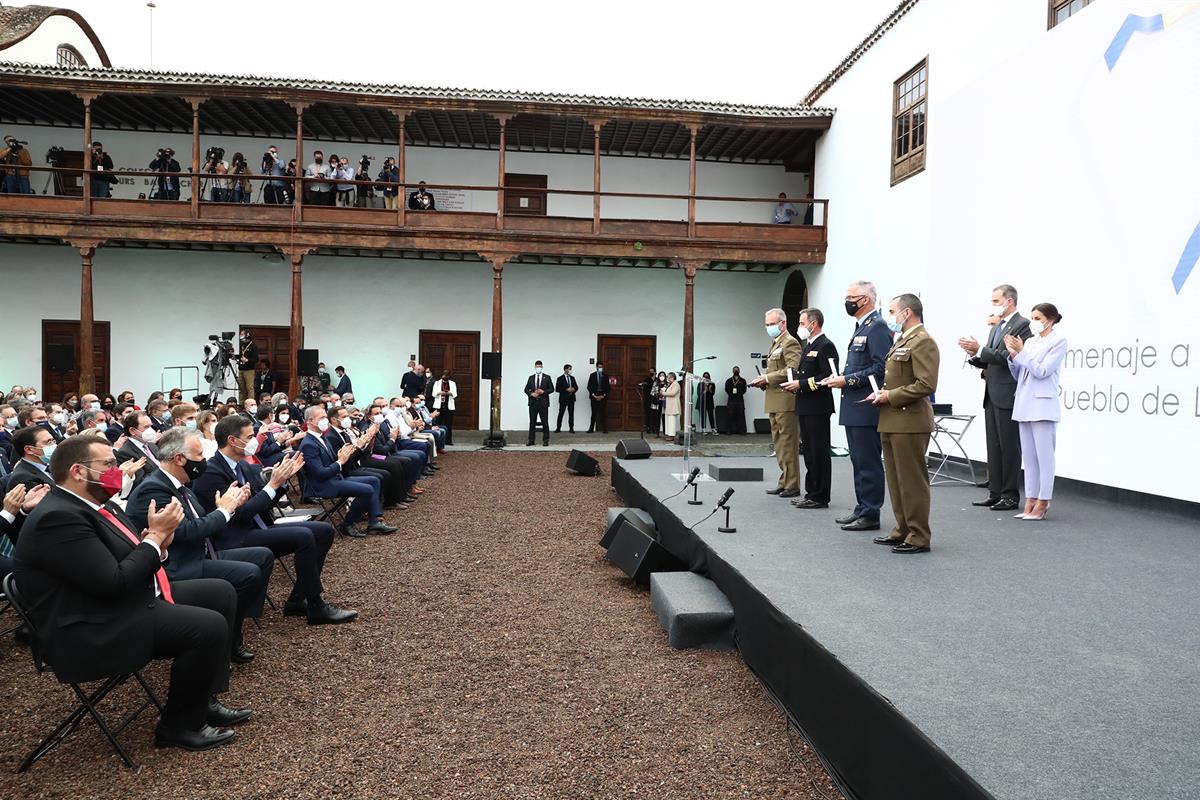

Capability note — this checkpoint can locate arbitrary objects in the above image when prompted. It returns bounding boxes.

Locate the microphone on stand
[716,487,737,533]
[715,487,735,510]
[686,467,703,505]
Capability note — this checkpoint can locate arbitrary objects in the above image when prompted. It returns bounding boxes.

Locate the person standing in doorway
[749,308,802,498]
[725,367,748,434]
[430,371,457,446]
[555,365,578,433]
[524,361,553,446]
[237,331,258,403]
[587,362,610,434]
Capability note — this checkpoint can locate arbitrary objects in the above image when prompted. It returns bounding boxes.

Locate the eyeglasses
[80,458,118,469]
[844,295,866,303]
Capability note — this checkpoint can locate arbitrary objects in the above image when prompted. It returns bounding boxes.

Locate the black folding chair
[294,473,350,533]
[2,573,163,771]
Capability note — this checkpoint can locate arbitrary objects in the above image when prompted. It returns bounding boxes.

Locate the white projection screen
[926,1,1200,502]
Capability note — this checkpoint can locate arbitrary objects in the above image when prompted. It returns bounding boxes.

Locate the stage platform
[611,455,1200,800]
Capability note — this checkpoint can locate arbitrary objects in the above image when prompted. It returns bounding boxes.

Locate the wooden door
[597,334,657,432]
[240,325,294,399]
[504,173,548,216]
[41,320,111,399]
[419,330,480,430]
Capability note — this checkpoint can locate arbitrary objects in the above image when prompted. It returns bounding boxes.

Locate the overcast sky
[51,0,900,106]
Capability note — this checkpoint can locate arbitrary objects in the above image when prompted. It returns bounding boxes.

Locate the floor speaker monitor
[615,438,652,460]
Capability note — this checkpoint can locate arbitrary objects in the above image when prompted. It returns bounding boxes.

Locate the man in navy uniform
[820,281,892,532]
[782,307,840,509]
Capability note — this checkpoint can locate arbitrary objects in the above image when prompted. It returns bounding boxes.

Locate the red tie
[98,506,174,604]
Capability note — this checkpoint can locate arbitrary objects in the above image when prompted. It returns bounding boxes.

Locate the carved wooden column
[186,96,204,219]
[495,115,511,230]
[687,124,699,238]
[678,260,706,370]
[70,239,103,394]
[590,119,604,234]
[78,93,97,214]
[276,246,315,398]
[392,108,408,227]
[291,102,310,219]
[480,252,513,445]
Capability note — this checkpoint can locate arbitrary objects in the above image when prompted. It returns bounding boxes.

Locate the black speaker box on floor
[605,520,685,586]
[714,405,731,434]
[481,351,502,380]
[615,438,652,460]
[566,449,601,476]
[602,509,656,549]
[753,417,771,434]
[297,349,319,375]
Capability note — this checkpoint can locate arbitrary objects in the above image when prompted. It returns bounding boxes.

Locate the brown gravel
[0,451,843,800]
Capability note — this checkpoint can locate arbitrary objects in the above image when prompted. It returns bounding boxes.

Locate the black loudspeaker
[566,449,601,476]
[605,520,685,586]
[615,438,652,460]
[753,417,771,434]
[714,405,731,434]
[47,343,74,373]
[602,509,656,549]
[481,351,502,380]
[297,349,319,376]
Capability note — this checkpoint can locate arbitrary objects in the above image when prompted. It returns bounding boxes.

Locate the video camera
[3,139,27,163]
[45,145,65,166]
[359,154,374,171]
[155,147,176,159]
[205,146,225,164]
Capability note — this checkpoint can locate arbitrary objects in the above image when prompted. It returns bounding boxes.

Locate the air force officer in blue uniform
[820,281,893,532]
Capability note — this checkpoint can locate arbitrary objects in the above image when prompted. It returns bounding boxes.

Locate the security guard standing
[871,293,940,553]
[820,281,892,531]
[782,308,840,509]
[749,308,803,497]
[238,330,258,402]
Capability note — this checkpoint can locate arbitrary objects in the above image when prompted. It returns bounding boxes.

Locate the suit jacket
[125,469,227,581]
[763,330,803,414]
[1010,332,1067,423]
[297,432,351,497]
[525,374,554,408]
[239,340,259,370]
[878,324,940,435]
[587,372,610,398]
[116,438,161,486]
[7,459,54,492]
[431,379,457,411]
[555,375,578,403]
[724,376,748,405]
[795,334,840,417]
[193,453,282,549]
[662,380,681,416]
[39,421,66,444]
[334,375,352,395]
[255,370,277,397]
[400,371,424,399]
[1,507,26,546]
[325,427,369,471]
[12,487,163,683]
[969,313,1032,409]
[839,310,893,427]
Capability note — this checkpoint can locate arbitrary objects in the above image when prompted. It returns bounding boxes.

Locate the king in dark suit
[125,427,274,663]
[586,363,611,434]
[786,308,840,509]
[555,366,578,433]
[13,435,249,751]
[525,361,554,446]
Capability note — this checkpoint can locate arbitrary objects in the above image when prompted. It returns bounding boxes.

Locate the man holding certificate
[782,308,840,509]
[749,308,803,497]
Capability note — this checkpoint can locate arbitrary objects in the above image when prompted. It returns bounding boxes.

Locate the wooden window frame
[1048,0,1092,30]
[890,57,928,187]
[56,43,88,68]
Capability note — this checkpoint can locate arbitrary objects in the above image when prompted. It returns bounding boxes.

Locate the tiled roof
[0,61,833,121]
[0,5,112,67]
[803,0,924,105]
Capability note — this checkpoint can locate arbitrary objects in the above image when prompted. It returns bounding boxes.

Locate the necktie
[177,486,218,559]
[98,506,174,603]
[990,320,1004,348]
[236,463,270,529]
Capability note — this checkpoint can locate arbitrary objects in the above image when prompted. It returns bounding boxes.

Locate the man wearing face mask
[147,399,172,434]
[555,365,577,434]
[782,308,840,509]
[748,308,803,497]
[324,406,411,513]
[127,428,273,662]
[957,284,1032,512]
[871,294,940,554]
[7,425,58,491]
[586,362,611,434]
[725,367,748,435]
[13,435,249,751]
[116,411,164,486]
[820,281,893,532]
[45,404,69,443]
[298,406,396,537]
[0,404,17,466]
[237,332,258,404]
[525,360,554,446]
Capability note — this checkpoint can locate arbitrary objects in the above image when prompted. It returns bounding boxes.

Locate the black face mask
[182,457,208,481]
[844,299,862,317]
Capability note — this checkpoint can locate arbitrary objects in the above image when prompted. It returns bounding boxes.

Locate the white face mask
[96,421,109,433]
[339,417,352,429]
[332,400,342,408]
[240,436,259,456]
[52,412,67,425]
[316,418,330,432]
[278,414,290,424]
[26,393,37,401]
[1029,319,1046,335]
[372,414,385,424]
[246,404,258,414]
[989,304,1006,318]
[796,326,812,341]
[140,428,159,444]
[89,401,101,411]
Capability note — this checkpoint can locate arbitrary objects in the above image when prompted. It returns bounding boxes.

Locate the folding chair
[2,574,163,771]
[294,473,350,533]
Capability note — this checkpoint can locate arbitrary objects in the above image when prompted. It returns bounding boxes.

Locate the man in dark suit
[196,415,357,624]
[407,181,436,210]
[958,284,1033,512]
[333,366,353,396]
[783,308,840,509]
[254,359,277,399]
[7,425,57,492]
[1,482,49,578]
[237,331,259,403]
[820,281,894,532]
[525,361,554,446]
[555,365,578,433]
[126,428,273,663]
[297,406,396,537]
[116,411,163,487]
[586,362,611,434]
[147,399,172,433]
[325,407,412,511]
[400,363,425,399]
[13,435,250,751]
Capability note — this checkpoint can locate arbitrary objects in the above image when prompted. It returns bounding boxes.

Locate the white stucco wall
[1,14,105,67]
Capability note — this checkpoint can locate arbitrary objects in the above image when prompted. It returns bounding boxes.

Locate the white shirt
[162,470,232,522]
[219,451,277,499]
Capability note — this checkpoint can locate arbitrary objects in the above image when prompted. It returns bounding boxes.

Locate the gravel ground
[0,451,843,800]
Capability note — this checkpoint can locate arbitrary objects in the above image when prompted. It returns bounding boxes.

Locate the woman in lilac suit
[1004,302,1066,521]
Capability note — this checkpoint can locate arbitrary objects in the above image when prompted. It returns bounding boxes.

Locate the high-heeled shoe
[1014,499,1036,519]
[1023,501,1050,521]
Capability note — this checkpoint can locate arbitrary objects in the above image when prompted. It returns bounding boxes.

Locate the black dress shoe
[542,441,549,446]
[206,699,253,727]
[989,499,1019,511]
[835,512,860,525]
[307,603,359,625]
[891,543,931,554]
[526,441,535,446]
[873,535,905,545]
[765,487,784,495]
[403,494,419,503]
[778,489,802,498]
[792,499,829,509]
[841,518,880,531]
[154,723,235,751]
[282,599,307,616]
[339,524,368,539]
[972,496,1002,507]
[230,641,254,664]
[367,522,398,534]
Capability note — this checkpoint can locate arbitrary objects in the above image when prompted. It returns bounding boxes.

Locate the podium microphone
[716,488,737,533]
[686,467,703,505]
[715,487,735,510]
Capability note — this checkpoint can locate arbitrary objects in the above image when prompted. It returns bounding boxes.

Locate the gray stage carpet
[619,455,1200,800]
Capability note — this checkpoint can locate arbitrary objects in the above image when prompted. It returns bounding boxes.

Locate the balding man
[749,308,803,497]
[821,280,893,532]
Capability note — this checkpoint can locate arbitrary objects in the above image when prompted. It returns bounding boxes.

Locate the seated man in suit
[126,428,274,663]
[195,416,357,624]
[297,406,396,537]
[8,425,57,492]
[14,434,250,751]
[1,482,50,578]
[366,403,427,490]
[146,399,172,433]
[326,407,415,511]
[116,411,164,486]
[382,398,435,474]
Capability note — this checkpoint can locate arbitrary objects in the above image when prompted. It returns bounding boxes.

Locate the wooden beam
[276,245,316,398]
[678,259,705,370]
[69,238,104,395]
[77,93,97,214]
[186,97,204,219]
[391,109,409,227]
[479,251,514,444]
[292,102,310,220]
[495,115,510,230]
[687,125,698,238]
[590,119,604,235]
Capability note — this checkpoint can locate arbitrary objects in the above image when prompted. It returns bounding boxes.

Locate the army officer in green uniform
[749,308,803,497]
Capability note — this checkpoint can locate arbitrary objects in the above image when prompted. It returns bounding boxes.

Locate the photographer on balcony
[228,152,252,204]
[408,180,436,211]
[261,145,287,205]
[355,156,375,208]
[305,150,333,207]
[149,146,182,201]
[377,157,400,210]
[332,155,355,208]
[1,135,34,194]
[201,146,228,202]
[88,141,117,199]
